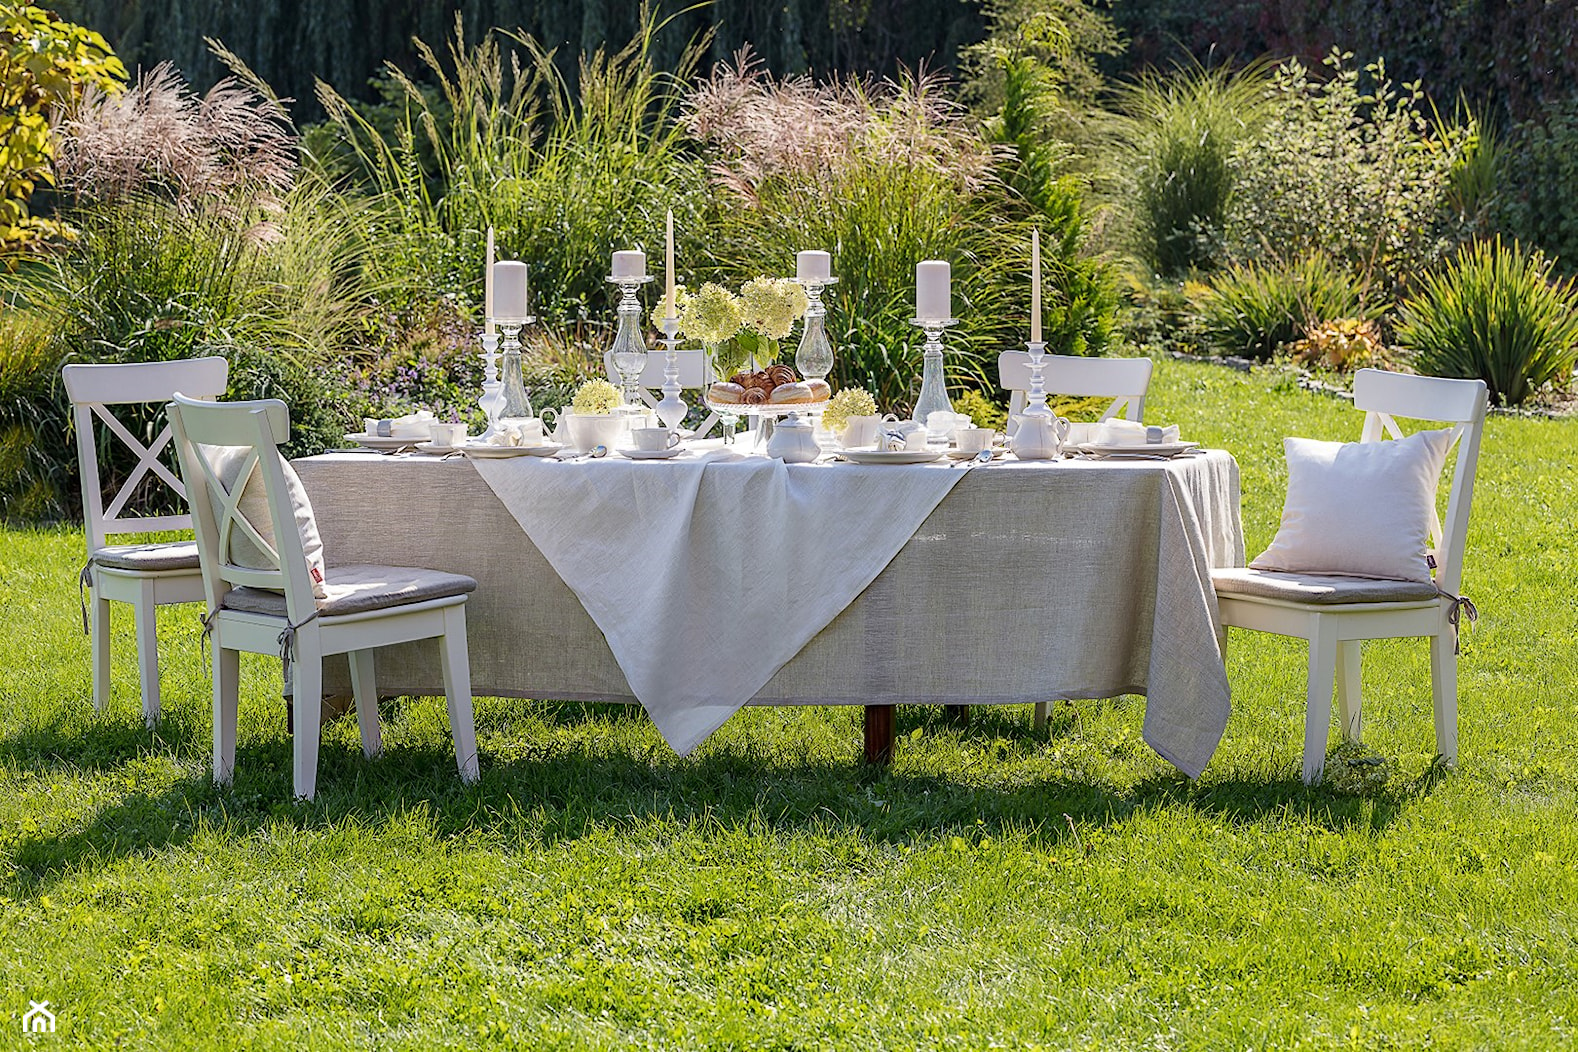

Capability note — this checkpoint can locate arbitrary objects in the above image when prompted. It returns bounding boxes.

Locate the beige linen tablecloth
[293,451,1244,777]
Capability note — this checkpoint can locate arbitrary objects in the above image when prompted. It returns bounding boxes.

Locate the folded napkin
[1097,419,1180,446]
[371,410,435,439]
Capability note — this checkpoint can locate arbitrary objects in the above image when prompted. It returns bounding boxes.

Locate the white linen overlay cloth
[469,451,967,754]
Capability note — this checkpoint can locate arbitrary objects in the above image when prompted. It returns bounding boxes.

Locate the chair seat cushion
[222,564,478,617]
[92,540,201,572]
[1213,567,1440,605]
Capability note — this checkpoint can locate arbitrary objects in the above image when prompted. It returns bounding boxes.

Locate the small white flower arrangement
[820,388,877,436]
[570,378,622,415]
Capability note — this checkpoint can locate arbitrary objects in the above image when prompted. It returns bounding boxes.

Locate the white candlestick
[494,260,528,322]
[665,211,676,318]
[916,260,950,321]
[1031,228,1041,344]
[797,250,831,282]
[612,250,646,280]
[484,227,496,337]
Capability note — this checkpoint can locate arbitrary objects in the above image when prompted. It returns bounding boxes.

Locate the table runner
[468,451,966,754]
[294,451,1244,777]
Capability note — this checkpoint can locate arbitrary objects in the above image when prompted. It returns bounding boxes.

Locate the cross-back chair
[605,348,721,436]
[64,356,229,724]
[1212,369,1490,783]
[997,351,1154,427]
[167,393,481,800]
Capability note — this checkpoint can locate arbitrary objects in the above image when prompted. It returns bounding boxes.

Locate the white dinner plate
[1075,440,1199,458]
[836,449,944,465]
[461,442,562,459]
[617,447,686,460]
[345,433,423,451]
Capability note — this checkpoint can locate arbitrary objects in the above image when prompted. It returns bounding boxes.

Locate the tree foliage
[0,1,123,252]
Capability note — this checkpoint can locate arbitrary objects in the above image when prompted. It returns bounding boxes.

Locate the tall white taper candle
[485,227,496,336]
[1031,228,1042,344]
[665,211,676,318]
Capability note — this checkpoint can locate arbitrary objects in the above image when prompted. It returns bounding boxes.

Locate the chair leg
[1032,701,1049,731]
[347,650,382,759]
[90,591,112,712]
[1303,622,1340,785]
[439,606,479,784]
[1335,640,1363,744]
[292,655,323,801]
[212,644,240,786]
[134,579,161,727]
[1431,631,1459,767]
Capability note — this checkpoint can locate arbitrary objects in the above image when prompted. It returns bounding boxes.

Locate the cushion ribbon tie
[78,560,94,634]
[277,611,321,698]
[1439,590,1478,654]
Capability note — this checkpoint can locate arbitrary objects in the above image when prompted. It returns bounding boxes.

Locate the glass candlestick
[477,331,503,439]
[607,275,653,411]
[1021,339,1053,418]
[497,318,535,425]
[793,276,837,382]
[910,316,957,438]
[655,315,687,431]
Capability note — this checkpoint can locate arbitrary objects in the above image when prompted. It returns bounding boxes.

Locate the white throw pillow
[1250,428,1455,584]
[204,444,329,598]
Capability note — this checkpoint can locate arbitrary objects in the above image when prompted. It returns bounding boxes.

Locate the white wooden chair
[605,348,721,437]
[64,357,229,725]
[998,352,1155,730]
[167,393,481,801]
[1212,369,1490,784]
[997,351,1154,426]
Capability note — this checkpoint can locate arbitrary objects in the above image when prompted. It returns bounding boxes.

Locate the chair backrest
[998,351,1153,421]
[604,349,714,409]
[167,394,318,624]
[63,357,229,552]
[1352,368,1490,595]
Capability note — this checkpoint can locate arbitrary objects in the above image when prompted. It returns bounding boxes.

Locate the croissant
[744,386,768,404]
[767,364,797,386]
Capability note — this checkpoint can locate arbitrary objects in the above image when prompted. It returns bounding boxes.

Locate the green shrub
[0,306,68,519]
[1199,254,1375,361]
[1497,99,1578,275]
[1114,60,1270,276]
[1396,237,1578,406]
[1224,52,1472,301]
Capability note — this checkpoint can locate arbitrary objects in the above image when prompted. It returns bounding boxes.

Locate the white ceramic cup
[632,427,680,451]
[954,427,995,453]
[1064,421,1100,446]
[903,430,929,451]
[841,415,885,449]
[429,422,468,448]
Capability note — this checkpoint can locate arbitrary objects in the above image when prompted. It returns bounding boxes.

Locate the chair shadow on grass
[5,695,1433,891]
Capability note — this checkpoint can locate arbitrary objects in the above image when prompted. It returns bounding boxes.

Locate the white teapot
[1009,411,1071,461]
[766,412,821,463]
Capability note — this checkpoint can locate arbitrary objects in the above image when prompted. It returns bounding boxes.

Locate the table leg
[863,704,895,765]
[944,704,970,726]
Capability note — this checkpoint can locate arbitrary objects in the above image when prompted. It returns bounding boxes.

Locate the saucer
[1075,440,1199,458]
[945,447,1005,461]
[836,449,943,465]
[618,447,685,460]
[415,441,464,455]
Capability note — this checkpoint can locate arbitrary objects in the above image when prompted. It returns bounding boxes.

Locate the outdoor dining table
[292,445,1244,777]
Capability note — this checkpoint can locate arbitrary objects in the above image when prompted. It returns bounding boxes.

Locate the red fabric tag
[310,566,324,583]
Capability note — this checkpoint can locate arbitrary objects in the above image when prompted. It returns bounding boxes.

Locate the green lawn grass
[2,358,1575,1049]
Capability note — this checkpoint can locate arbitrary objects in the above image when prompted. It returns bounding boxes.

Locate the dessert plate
[1075,440,1199,458]
[345,433,421,451]
[618,447,686,460]
[461,442,562,459]
[836,449,944,465]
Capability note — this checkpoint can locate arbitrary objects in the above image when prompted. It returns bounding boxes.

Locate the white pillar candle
[1031,228,1042,344]
[797,250,831,282]
[484,227,496,336]
[494,260,529,321]
[612,250,646,280]
[665,211,677,317]
[915,260,951,321]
